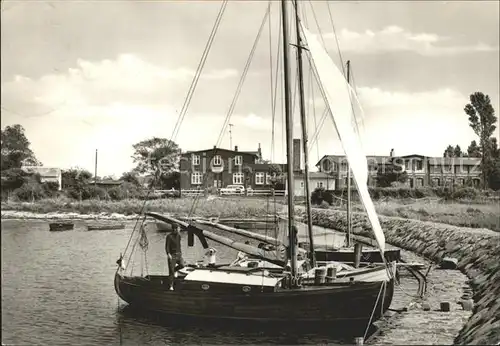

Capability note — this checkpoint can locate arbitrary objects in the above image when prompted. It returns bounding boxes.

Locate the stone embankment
[296,207,500,345]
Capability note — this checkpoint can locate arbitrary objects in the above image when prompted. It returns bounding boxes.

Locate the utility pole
[229,123,234,149]
[94,149,98,187]
[346,60,352,248]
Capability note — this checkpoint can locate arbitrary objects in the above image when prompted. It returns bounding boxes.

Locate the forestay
[300,24,386,254]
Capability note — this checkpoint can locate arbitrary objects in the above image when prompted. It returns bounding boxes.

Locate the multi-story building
[180,144,278,190]
[315,150,482,190]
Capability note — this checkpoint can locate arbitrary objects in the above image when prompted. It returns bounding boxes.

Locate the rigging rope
[271,0,283,164]
[170,0,228,142]
[187,3,271,219]
[324,1,363,143]
[119,0,228,273]
[268,0,276,163]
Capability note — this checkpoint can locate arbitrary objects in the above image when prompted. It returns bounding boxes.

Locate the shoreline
[2,196,498,232]
[1,210,139,221]
[3,207,494,344]
[300,207,500,345]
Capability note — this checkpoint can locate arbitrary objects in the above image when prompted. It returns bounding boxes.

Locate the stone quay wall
[295,207,500,345]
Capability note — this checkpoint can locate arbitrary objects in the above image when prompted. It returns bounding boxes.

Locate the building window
[454,165,463,174]
[340,162,348,172]
[191,172,203,185]
[430,165,440,174]
[432,178,440,186]
[192,154,200,166]
[255,172,265,185]
[322,159,332,172]
[265,173,271,185]
[213,155,222,166]
[405,160,411,171]
[234,155,242,166]
[416,178,424,187]
[456,178,464,185]
[415,160,423,171]
[233,173,244,185]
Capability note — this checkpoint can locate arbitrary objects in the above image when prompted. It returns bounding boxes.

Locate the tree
[132,137,181,175]
[453,145,463,157]
[376,163,408,188]
[488,137,500,159]
[464,92,498,188]
[61,168,93,199]
[120,171,141,186]
[488,159,500,190]
[443,145,454,158]
[268,164,285,190]
[1,124,41,170]
[131,137,181,189]
[467,140,481,158]
[443,144,465,157]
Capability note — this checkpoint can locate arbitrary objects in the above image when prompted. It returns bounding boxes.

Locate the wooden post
[354,243,363,268]
[314,267,327,285]
[326,267,337,283]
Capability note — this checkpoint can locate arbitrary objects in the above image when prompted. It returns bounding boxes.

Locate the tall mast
[280,0,298,278]
[293,0,315,268]
[346,60,352,247]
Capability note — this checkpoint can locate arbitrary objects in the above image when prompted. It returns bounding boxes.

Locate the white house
[21,166,62,190]
[284,171,335,197]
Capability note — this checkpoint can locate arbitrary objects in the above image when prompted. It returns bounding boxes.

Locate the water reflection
[2,219,361,345]
[115,305,356,345]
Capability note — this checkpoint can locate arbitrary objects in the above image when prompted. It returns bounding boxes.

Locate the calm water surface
[2,219,350,345]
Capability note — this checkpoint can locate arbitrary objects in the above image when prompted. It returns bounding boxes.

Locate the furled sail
[146,212,288,266]
[300,24,386,254]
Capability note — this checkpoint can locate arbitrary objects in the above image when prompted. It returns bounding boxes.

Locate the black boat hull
[114,271,394,326]
[315,248,401,263]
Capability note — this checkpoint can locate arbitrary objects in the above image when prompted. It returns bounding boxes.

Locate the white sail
[300,24,386,254]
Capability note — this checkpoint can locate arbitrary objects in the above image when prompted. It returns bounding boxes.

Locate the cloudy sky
[2,0,499,177]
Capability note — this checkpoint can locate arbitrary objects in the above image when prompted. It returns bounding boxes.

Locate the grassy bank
[0,197,276,219]
[350,199,499,232]
[1,196,498,232]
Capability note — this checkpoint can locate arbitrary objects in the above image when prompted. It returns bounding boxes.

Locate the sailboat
[114,0,395,332]
[294,80,402,264]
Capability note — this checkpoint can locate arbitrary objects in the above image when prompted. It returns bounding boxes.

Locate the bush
[106,182,145,200]
[311,187,334,206]
[12,181,47,201]
[108,186,127,201]
[451,187,480,200]
[82,186,109,200]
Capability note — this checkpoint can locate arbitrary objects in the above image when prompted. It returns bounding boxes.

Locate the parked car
[219,185,245,195]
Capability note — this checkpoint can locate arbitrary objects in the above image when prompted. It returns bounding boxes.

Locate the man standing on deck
[165,224,184,290]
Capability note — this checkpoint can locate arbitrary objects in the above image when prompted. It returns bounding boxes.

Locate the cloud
[307,87,499,159]
[0,54,241,175]
[320,25,499,56]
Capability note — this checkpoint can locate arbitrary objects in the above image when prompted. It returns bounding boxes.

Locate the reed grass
[1,196,276,218]
[345,198,500,232]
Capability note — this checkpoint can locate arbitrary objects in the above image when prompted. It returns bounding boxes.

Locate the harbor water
[2,219,354,345]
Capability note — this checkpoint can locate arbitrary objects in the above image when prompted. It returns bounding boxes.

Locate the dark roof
[21,166,61,177]
[294,171,334,179]
[316,154,481,167]
[183,147,258,157]
[316,155,391,167]
[89,179,123,185]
